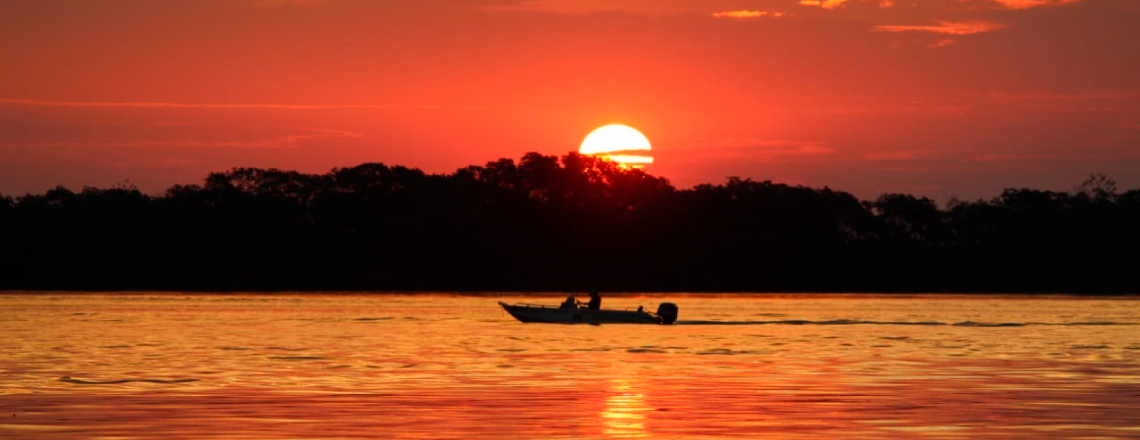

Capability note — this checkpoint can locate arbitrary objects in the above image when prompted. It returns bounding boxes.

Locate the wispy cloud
[689,139,836,162]
[983,90,1139,111]
[483,0,678,15]
[254,0,333,7]
[875,20,1006,35]
[967,152,1062,163]
[487,0,1086,15]
[0,98,512,111]
[711,10,783,19]
[986,90,1130,102]
[985,0,1087,10]
[484,1,786,16]
[799,0,895,10]
[865,151,916,161]
[7,127,362,150]
[928,39,956,49]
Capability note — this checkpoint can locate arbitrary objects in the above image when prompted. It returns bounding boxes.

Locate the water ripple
[677,319,1133,327]
[59,376,199,385]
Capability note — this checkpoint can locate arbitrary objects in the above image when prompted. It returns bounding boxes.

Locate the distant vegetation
[1,152,1137,293]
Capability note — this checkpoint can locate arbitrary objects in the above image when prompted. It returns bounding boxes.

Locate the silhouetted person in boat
[587,291,601,310]
[560,296,578,309]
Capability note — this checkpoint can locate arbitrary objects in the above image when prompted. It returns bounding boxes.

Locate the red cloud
[800,0,895,9]
[0,98,508,111]
[866,151,916,161]
[712,10,783,19]
[928,39,956,48]
[985,0,1087,10]
[875,20,1006,35]
[687,139,836,162]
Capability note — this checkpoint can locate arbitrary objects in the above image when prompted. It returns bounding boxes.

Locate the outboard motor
[656,302,679,324]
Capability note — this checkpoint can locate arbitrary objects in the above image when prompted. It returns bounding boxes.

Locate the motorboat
[498,301,678,324]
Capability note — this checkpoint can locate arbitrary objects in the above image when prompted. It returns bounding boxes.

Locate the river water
[1,293,1138,439]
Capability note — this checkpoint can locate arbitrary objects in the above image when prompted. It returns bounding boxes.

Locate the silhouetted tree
[868,194,945,244]
[0,156,1135,293]
[1079,173,1118,201]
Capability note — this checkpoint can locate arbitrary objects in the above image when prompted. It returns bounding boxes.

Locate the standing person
[586,291,602,310]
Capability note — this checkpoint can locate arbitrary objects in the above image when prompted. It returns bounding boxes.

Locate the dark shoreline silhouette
[1,152,1136,293]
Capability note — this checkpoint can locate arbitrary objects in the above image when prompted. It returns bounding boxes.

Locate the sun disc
[579,124,653,167]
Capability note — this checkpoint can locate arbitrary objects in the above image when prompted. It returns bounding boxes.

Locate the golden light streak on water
[599,377,651,438]
[1,293,1138,439]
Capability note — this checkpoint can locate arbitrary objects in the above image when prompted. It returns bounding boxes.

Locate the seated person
[587,291,602,310]
[560,296,578,309]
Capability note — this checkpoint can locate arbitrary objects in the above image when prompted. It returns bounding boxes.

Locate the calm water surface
[2,293,1139,439]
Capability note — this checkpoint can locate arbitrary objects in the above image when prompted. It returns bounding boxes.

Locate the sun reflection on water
[1,294,1139,440]
[599,377,652,438]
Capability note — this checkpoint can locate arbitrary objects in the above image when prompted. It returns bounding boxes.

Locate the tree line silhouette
[1,152,1136,293]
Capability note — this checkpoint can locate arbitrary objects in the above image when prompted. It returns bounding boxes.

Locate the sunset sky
[2,0,1137,200]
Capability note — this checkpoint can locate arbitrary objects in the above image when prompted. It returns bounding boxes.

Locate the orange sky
[1,0,1137,199]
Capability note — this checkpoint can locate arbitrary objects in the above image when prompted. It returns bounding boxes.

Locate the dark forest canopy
[2,152,1137,293]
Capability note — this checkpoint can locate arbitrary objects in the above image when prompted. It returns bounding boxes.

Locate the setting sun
[579,124,654,167]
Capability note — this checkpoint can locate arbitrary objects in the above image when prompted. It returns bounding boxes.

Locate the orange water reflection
[1,294,1139,439]
[599,378,651,438]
